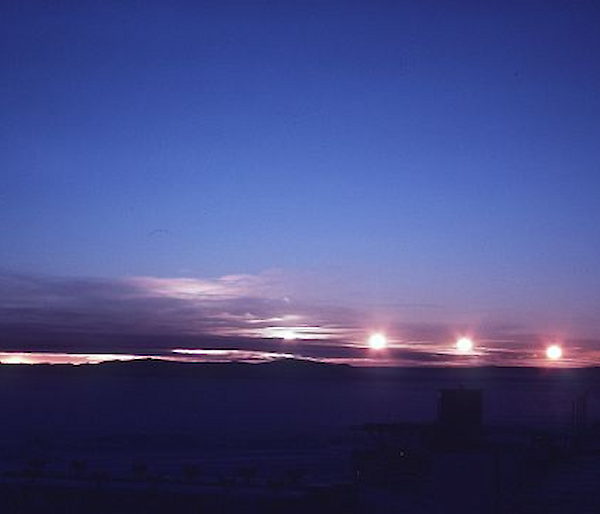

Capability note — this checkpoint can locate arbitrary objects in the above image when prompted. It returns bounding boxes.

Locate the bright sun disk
[456,337,474,353]
[369,333,387,350]
[546,345,563,360]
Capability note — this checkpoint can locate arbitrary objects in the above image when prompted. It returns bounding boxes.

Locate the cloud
[128,273,284,301]
[0,270,352,355]
[1,270,598,367]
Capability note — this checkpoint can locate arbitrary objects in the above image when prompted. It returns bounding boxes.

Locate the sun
[368,333,387,350]
[546,344,563,361]
[456,336,474,353]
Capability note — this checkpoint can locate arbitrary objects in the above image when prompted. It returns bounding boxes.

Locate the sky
[2,0,600,366]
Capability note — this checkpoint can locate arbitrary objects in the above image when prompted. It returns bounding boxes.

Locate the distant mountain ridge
[1,357,600,383]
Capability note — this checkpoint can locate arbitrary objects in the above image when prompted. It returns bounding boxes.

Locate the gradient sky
[2,1,600,365]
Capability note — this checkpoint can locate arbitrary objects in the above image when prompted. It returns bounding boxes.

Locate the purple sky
[2,1,600,366]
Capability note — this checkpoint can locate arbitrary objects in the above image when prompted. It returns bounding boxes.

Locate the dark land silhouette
[1,360,600,512]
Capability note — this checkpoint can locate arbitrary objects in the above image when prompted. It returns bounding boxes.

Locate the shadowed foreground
[2,360,600,512]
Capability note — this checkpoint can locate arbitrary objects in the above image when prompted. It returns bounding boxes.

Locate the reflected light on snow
[0,350,303,366]
[171,348,298,362]
[0,352,141,365]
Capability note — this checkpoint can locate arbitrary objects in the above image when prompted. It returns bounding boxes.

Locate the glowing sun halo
[546,345,563,360]
[456,336,474,353]
[369,333,387,350]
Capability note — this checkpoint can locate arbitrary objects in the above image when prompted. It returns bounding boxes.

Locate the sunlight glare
[456,336,474,353]
[369,333,387,350]
[281,330,297,341]
[546,345,563,361]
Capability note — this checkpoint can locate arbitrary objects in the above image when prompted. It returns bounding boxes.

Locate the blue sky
[2,1,600,364]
